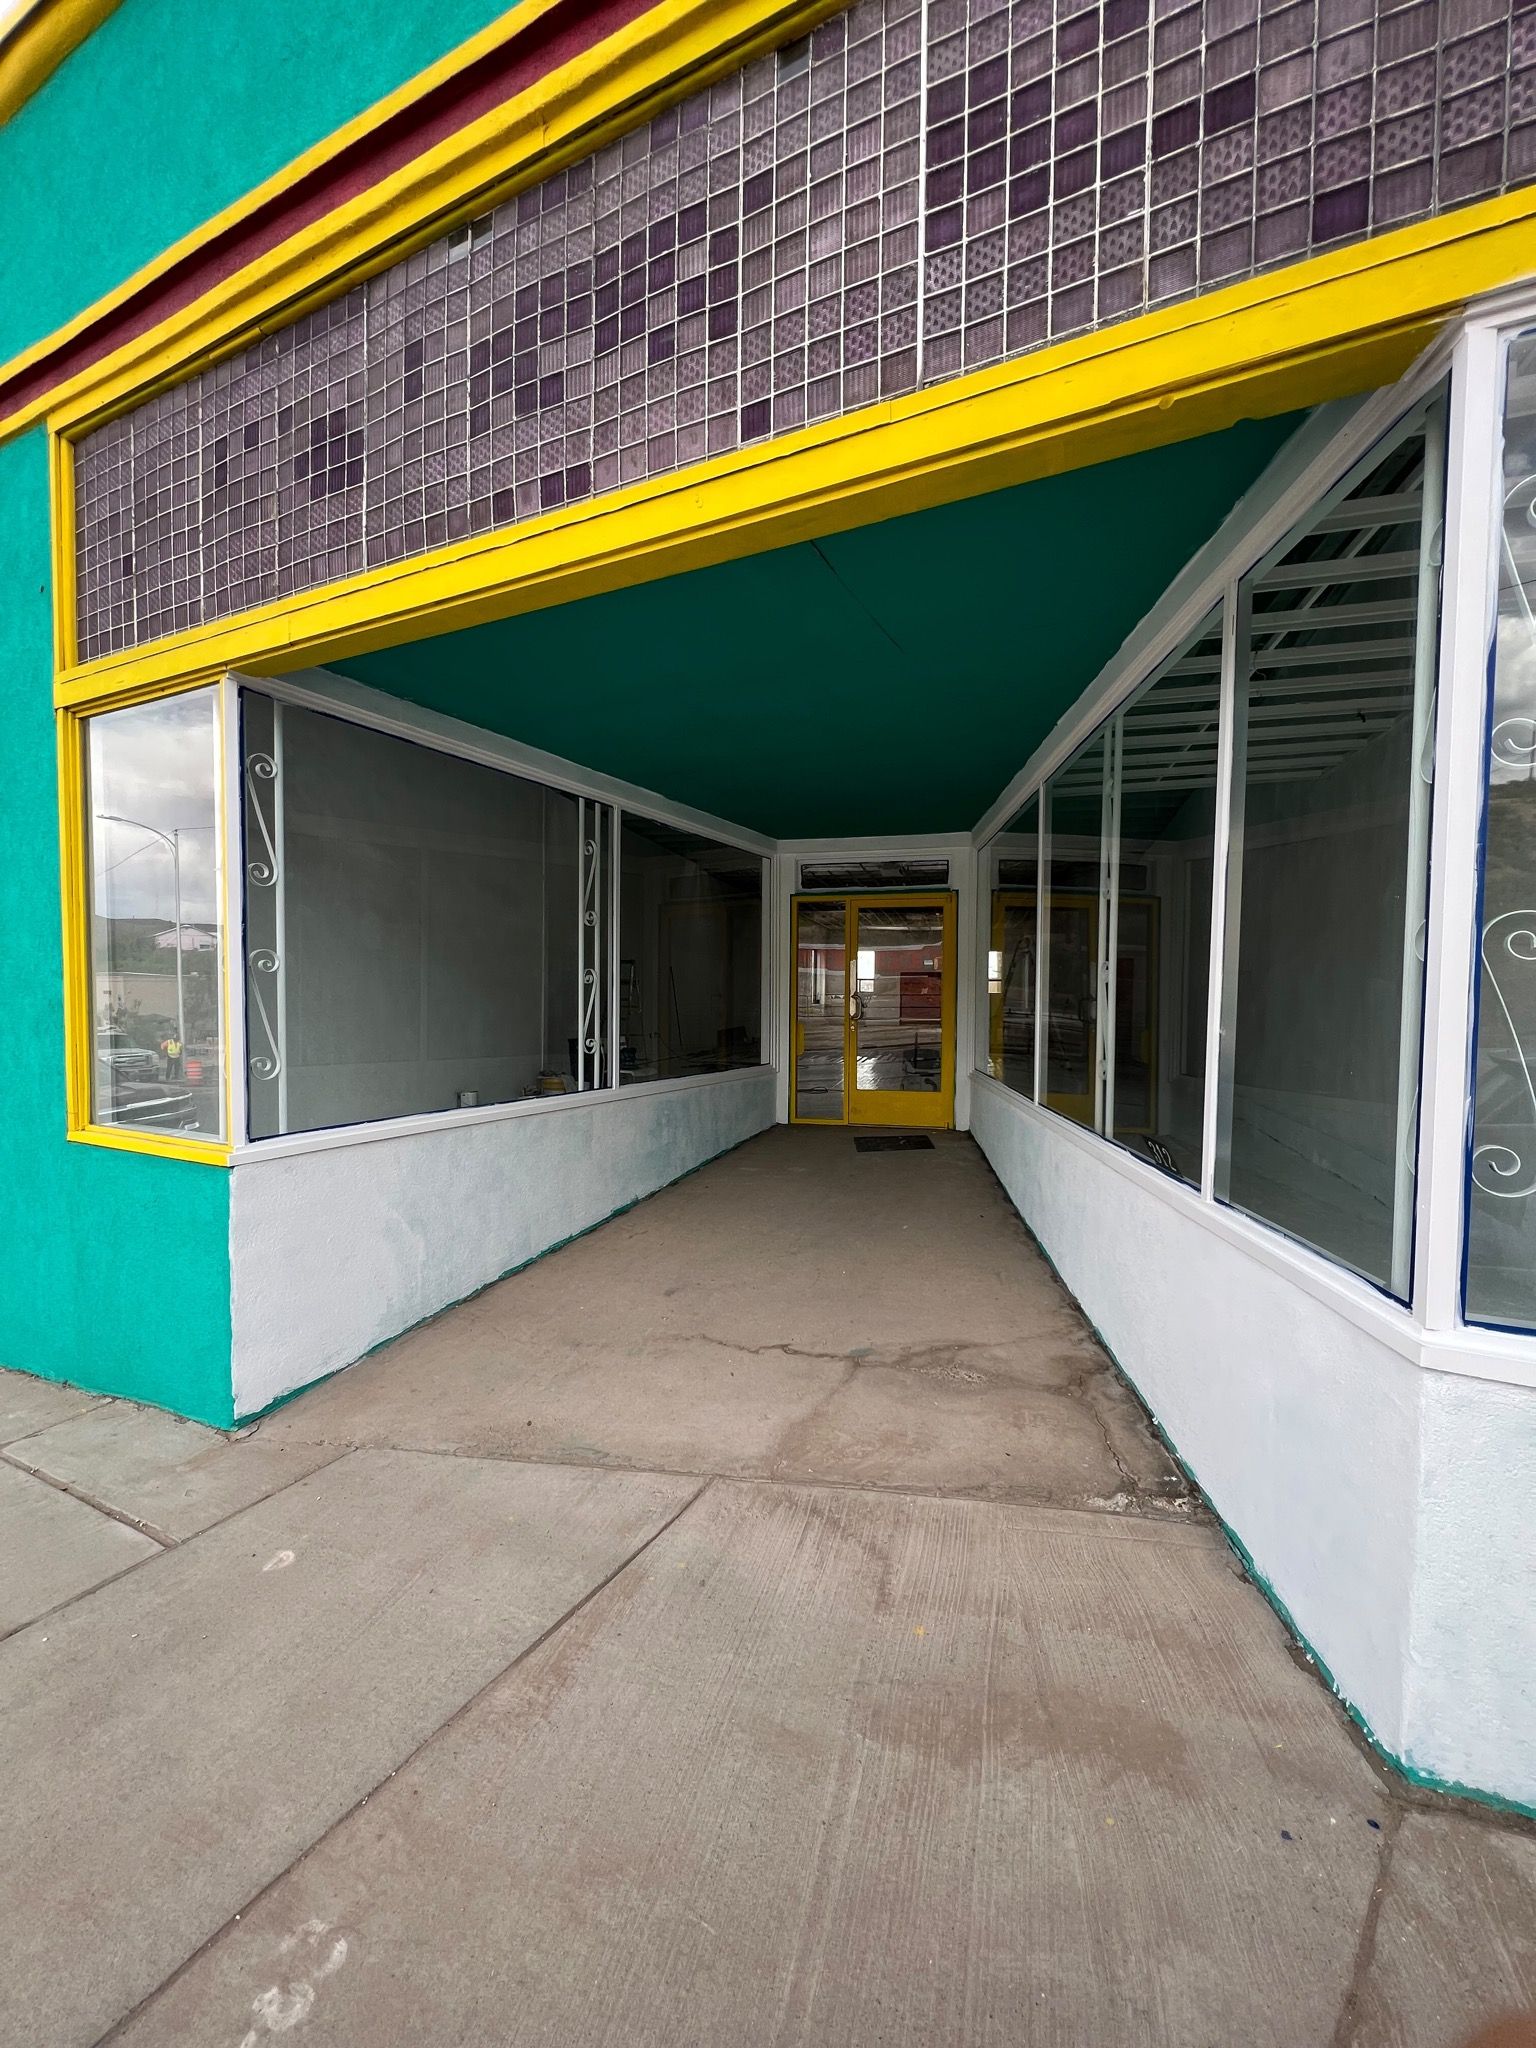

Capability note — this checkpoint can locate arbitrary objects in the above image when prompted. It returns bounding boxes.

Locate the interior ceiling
[336,411,1308,840]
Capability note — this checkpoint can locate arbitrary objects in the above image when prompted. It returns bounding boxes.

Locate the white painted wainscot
[229,1066,775,1419]
[971,1070,1536,1815]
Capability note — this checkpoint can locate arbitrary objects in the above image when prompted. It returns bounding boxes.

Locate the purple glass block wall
[74,0,1536,662]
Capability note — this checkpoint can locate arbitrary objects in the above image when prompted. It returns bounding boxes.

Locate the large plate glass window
[85,687,226,1140]
[618,819,763,1084]
[241,697,607,1138]
[1042,731,1110,1128]
[986,794,1039,1098]
[1108,609,1223,1186]
[1214,397,1444,1298]
[1466,335,1536,1329]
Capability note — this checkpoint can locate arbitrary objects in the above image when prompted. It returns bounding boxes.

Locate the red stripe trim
[2,0,655,426]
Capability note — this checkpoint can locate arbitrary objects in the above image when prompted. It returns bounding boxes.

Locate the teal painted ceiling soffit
[338,410,1308,839]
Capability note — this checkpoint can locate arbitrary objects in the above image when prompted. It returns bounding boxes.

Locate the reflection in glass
[795,899,847,1120]
[988,795,1038,1098]
[1109,611,1223,1184]
[1215,401,1441,1297]
[618,818,763,1084]
[1043,733,1108,1127]
[87,687,224,1138]
[853,904,944,1095]
[1467,337,1536,1327]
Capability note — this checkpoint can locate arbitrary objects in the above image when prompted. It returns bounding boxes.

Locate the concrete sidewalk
[2,1129,1532,2047]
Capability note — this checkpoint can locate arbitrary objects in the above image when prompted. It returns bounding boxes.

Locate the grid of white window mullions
[225,670,773,1154]
[982,373,1447,1312]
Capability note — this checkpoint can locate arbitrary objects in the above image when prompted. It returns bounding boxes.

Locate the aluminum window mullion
[1414,325,1507,1328]
[608,805,622,1091]
[1034,787,1049,1104]
[1200,582,1242,1202]
[219,675,247,1149]
[1389,397,1447,1301]
[1099,717,1122,1137]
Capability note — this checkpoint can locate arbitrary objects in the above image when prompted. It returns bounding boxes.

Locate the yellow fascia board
[0,0,122,128]
[15,0,844,444]
[56,183,1536,712]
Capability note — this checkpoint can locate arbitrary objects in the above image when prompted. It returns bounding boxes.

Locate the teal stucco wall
[0,431,234,1424]
[0,0,515,364]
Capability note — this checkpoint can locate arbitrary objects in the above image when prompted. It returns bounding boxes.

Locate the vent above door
[798,859,949,891]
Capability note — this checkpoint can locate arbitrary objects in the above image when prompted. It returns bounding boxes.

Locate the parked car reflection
[95,1035,198,1130]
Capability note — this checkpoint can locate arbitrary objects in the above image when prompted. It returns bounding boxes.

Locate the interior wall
[229,1067,776,1416]
[272,702,580,1133]
[1224,711,1417,1253]
[971,1072,1536,1812]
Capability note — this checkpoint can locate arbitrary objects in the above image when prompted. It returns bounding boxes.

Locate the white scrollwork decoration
[1491,714,1536,774]
[1471,911,1536,1199]
[247,947,284,1083]
[245,751,280,888]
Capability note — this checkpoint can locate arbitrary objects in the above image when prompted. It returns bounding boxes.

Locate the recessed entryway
[791,893,956,1128]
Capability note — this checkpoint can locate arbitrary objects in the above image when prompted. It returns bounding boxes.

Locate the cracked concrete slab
[0,1457,160,1636]
[0,1367,103,1446]
[111,1481,1386,2048]
[0,1449,696,2048]
[4,1400,340,1541]
[1347,1812,1536,2047]
[262,1129,1188,1513]
[767,1357,1127,1503]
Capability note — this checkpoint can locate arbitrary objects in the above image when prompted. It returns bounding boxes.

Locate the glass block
[1439,132,1508,197]
[72,0,1536,658]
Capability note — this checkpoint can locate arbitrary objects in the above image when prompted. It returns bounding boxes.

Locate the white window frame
[222,665,776,1158]
[974,311,1507,1343]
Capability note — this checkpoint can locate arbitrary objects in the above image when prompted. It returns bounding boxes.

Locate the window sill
[68,1124,232,1167]
[229,1063,773,1165]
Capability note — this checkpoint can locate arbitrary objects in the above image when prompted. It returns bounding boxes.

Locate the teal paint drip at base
[989,1161,1536,1829]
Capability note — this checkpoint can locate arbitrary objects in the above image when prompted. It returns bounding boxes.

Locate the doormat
[854,1135,935,1152]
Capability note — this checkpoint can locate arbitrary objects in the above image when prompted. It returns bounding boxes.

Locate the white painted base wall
[971,1072,1536,1813]
[229,1068,776,1419]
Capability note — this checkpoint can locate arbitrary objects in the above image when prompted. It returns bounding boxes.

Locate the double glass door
[792,894,956,1127]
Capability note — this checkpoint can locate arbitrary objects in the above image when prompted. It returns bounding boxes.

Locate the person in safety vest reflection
[161,1035,183,1081]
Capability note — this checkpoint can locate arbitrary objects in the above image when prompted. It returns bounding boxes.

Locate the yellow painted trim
[0,0,121,128]
[6,0,843,444]
[58,682,235,1169]
[57,702,91,1136]
[67,1126,233,1166]
[51,185,1487,711]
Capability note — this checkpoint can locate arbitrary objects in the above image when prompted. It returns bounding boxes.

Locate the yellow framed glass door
[792,893,956,1128]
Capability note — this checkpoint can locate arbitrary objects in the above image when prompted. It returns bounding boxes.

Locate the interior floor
[1,1127,1533,2047]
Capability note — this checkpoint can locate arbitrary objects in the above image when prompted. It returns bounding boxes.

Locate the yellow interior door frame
[790,892,956,1129]
[1042,889,1098,1127]
[1028,887,1162,1131]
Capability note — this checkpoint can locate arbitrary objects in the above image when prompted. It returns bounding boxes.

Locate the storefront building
[2,0,1534,1811]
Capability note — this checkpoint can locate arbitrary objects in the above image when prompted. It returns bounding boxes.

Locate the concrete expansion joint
[0,1441,176,1547]
[88,1471,719,2048]
[1328,1805,1404,2048]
